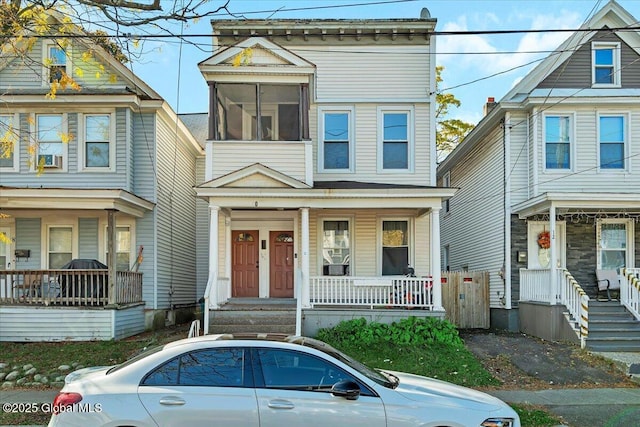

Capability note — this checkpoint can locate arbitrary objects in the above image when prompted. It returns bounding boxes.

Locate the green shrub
[316,316,463,348]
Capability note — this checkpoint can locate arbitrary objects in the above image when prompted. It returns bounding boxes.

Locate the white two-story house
[194,11,455,334]
[438,0,640,350]
[0,13,204,341]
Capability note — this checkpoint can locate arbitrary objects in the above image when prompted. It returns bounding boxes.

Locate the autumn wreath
[537,230,551,249]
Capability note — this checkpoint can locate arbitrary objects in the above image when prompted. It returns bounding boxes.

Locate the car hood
[64,366,112,385]
[386,370,507,410]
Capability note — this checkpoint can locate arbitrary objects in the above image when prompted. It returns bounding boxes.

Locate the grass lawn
[1,321,564,426]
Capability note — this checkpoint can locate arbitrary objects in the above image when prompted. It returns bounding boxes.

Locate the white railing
[203,276,230,335]
[309,276,434,309]
[621,268,640,321]
[519,268,555,303]
[559,269,589,344]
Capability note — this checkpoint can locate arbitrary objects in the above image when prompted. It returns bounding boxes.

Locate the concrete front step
[583,302,640,352]
[208,301,297,335]
[584,338,640,352]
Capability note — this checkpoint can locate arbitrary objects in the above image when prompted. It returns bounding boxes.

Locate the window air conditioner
[39,154,63,168]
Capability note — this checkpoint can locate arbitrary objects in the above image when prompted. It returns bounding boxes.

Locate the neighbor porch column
[207,205,220,308]
[430,207,443,310]
[300,207,310,308]
[549,204,557,305]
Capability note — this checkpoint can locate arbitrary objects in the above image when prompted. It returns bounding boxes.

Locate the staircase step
[585,337,640,352]
[209,323,297,335]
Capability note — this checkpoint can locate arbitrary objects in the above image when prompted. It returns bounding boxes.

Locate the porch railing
[0,269,142,306]
[621,268,640,321]
[519,268,559,303]
[309,276,434,309]
[559,269,589,343]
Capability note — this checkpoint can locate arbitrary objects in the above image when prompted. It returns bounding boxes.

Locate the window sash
[322,220,350,276]
[599,115,625,169]
[382,113,408,170]
[382,220,409,275]
[106,226,131,271]
[48,226,73,268]
[544,116,571,169]
[598,222,628,270]
[322,112,350,170]
[85,115,111,167]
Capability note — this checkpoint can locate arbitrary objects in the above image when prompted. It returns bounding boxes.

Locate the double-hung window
[381,220,409,275]
[43,42,69,84]
[81,113,113,169]
[319,108,353,171]
[321,220,350,276]
[0,114,18,170]
[106,226,131,271]
[378,107,413,172]
[47,226,73,268]
[544,115,572,170]
[597,220,633,270]
[598,114,626,170]
[36,114,66,170]
[592,42,620,87]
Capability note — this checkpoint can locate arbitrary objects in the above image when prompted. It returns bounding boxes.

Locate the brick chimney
[484,97,497,116]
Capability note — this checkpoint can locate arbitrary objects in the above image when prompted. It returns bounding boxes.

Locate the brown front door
[232,230,259,297]
[270,231,294,298]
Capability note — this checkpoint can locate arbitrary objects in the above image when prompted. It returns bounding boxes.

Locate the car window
[141,348,248,387]
[256,348,363,393]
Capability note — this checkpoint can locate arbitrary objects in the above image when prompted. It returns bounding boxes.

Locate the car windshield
[107,344,164,374]
[288,337,397,388]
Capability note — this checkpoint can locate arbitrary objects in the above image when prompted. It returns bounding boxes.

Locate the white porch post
[549,204,557,305]
[300,207,310,309]
[204,205,220,335]
[106,209,117,305]
[430,207,443,310]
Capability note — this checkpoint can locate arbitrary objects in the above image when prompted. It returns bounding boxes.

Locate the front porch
[0,269,145,341]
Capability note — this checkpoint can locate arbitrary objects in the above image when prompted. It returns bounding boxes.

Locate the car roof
[162,333,322,350]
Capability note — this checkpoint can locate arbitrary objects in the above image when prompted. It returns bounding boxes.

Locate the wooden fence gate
[441,271,489,329]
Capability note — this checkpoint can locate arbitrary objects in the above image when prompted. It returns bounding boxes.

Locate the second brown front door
[232,230,259,297]
[269,231,294,298]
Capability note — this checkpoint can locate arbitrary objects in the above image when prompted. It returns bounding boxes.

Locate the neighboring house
[194,10,455,335]
[438,0,640,350]
[0,14,204,341]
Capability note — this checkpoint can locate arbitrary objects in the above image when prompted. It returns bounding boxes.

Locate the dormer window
[592,42,620,87]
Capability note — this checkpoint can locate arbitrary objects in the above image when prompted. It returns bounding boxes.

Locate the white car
[48,333,520,427]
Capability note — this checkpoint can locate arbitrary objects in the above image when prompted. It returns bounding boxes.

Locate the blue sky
[129,0,640,124]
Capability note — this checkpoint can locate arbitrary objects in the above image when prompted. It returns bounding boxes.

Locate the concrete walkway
[2,387,640,427]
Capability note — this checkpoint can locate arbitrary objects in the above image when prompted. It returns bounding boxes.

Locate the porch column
[430,207,443,310]
[549,204,557,305]
[207,205,220,308]
[106,209,117,305]
[300,207,310,308]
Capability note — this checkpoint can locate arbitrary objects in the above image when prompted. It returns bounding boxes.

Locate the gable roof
[438,0,640,174]
[198,37,315,77]
[197,163,311,189]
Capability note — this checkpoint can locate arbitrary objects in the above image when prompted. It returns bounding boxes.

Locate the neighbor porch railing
[309,276,434,309]
[621,268,640,321]
[0,269,143,306]
[559,269,589,344]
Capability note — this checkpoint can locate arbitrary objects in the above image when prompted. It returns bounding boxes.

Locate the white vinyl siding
[440,126,506,308]
[535,106,640,194]
[508,112,530,206]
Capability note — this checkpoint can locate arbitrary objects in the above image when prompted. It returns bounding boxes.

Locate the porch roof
[513,192,640,218]
[0,187,155,217]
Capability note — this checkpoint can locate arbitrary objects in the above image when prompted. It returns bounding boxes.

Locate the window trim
[318,106,355,173]
[0,113,20,172]
[99,219,136,270]
[596,219,634,270]
[597,112,628,172]
[377,106,414,173]
[31,113,69,172]
[42,40,72,87]
[41,218,77,269]
[78,112,117,172]
[377,217,413,276]
[542,112,575,172]
[317,216,354,276]
[591,42,621,88]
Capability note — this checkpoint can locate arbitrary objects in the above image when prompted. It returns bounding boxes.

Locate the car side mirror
[331,379,361,400]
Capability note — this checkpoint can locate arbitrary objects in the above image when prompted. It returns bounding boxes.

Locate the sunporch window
[597,221,631,270]
[213,83,304,141]
[381,220,409,275]
[322,220,350,276]
[48,226,73,268]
